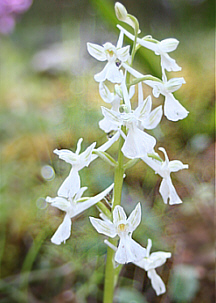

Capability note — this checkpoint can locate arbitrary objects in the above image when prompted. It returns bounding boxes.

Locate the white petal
[113,205,127,225]
[54,149,77,165]
[99,116,119,133]
[78,142,96,170]
[164,93,189,121]
[122,125,156,159]
[99,82,113,103]
[134,95,152,119]
[116,45,130,62]
[89,217,116,237]
[145,251,171,271]
[141,153,162,173]
[165,77,186,93]
[146,238,152,257]
[115,236,146,264]
[106,62,124,83]
[159,177,183,205]
[129,85,135,99]
[159,38,179,53]
[147,269,166,296]
[46,196,70,213]
[94,64,109,82]
[101,106,122,126]
[75,138,83,155]
[51,214,72,245]
[127,203,142,232]
[116,30,124,49]
[87,43,106,61]
[121,80,131,111]
[161,53,181,72]
[143,105,163,130]
[168,160,189,173]
[57,168,80,199]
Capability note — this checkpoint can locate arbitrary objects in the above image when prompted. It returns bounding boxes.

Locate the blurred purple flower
[0,0,32,35]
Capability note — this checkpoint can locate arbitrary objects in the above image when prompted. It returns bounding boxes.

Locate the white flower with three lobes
[142,147,189,205]
[87,31,130,83]
[54,139,96,199]
[100,82,162,159]
[122,63,188,122]
[90,203,146,264]
[54,134,120,199]
[134,239,171,296]
[117,25,181,73]
[46,183,114,245]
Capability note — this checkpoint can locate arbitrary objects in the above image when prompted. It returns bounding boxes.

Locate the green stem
[103,130,125,303]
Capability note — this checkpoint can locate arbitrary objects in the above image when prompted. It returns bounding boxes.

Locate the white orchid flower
[117,25,181,73]
[100,85,162,159]
[54,139,96,199]
[87,32,130,83]
[142,147,189,205]
[122,63,188,122]
[135,239,171,296]
[144,77,189,121]
[105,238,171,296]
[90,203,146,264]
[46,183,114,245]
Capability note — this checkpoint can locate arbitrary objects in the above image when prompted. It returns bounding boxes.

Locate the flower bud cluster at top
[45,2,189,297]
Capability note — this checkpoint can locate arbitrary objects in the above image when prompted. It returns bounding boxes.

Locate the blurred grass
[0,0,214,302]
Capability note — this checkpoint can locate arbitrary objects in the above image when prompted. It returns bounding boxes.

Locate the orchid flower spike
[144,77,189,121]
[54,139,96,199]
[87,31,130,83]
[90,203,146,264]
[142,148,188,204]
[46,183,114,245]
[135,239,171,296]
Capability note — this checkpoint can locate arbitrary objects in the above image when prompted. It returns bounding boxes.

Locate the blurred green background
[0,0,214,302]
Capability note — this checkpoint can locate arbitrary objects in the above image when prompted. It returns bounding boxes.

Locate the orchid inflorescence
[45,2,189,300]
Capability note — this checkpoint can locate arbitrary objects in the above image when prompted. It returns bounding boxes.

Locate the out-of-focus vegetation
[0,0,214,302]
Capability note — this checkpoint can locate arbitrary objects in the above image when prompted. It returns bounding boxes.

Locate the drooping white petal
[127,203,142,232]
[87,43,107,61]
[89,217,117,238]
[164,93,189,121]
[122,124,156,159]
[159,177,182,205]
[143,105,163,130]
[51,213,72,245]
[147,269,166,296]
[113,205,127,225]
[160,52,181,72]
[57,168,80,199]
[94,63,110,82]
[115,236,146,264]
[168,160,189,173]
